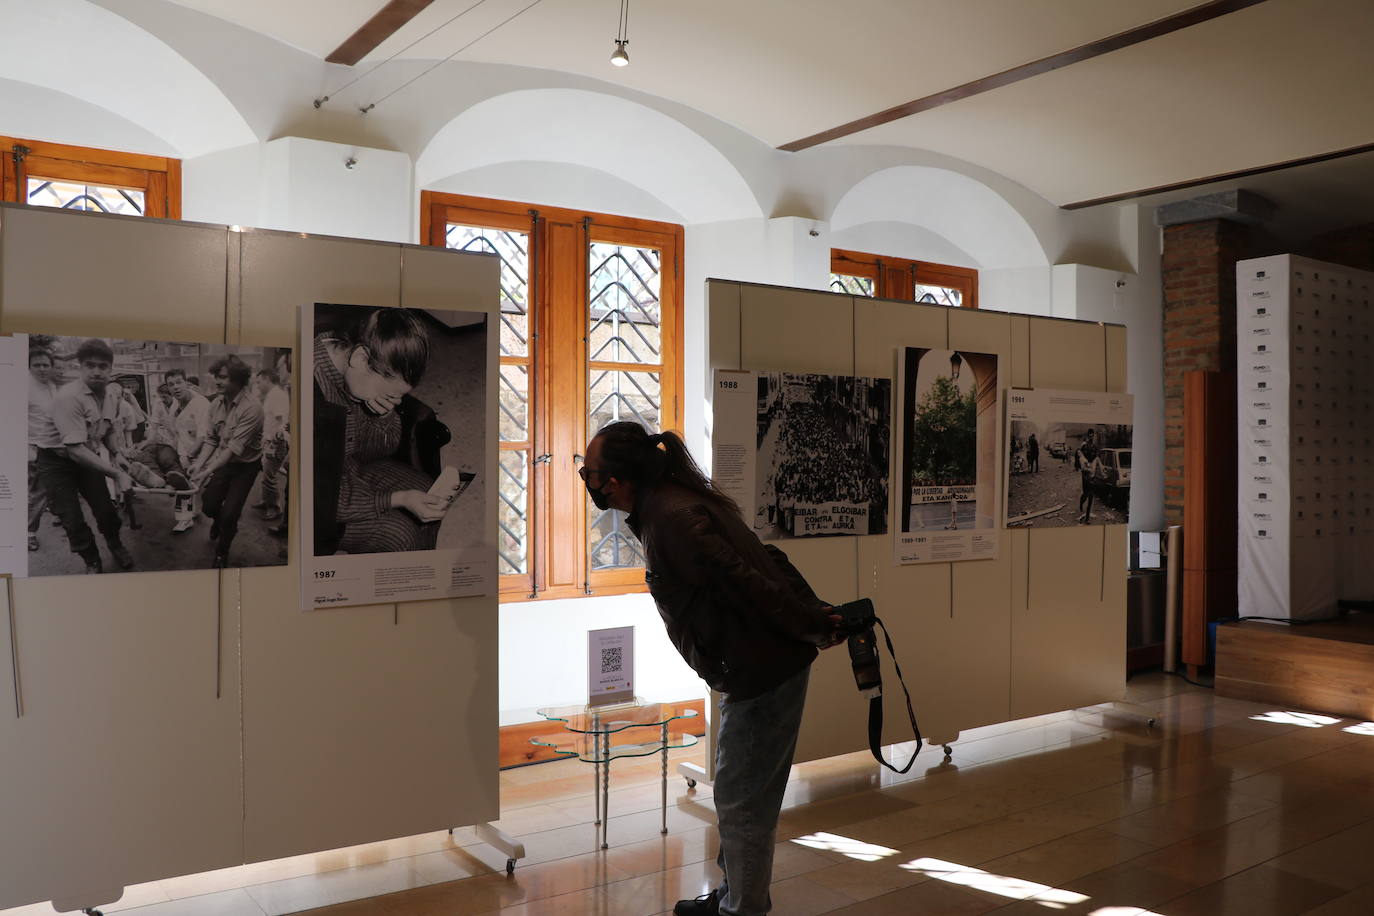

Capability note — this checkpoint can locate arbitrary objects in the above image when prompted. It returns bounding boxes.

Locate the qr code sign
[601,646,623,674]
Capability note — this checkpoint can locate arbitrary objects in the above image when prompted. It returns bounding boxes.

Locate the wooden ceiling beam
[1062,141,1374,210]
[777,0,1270,153]
[326,0,435,66]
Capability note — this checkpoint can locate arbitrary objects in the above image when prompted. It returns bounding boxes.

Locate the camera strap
[867,616,923,773]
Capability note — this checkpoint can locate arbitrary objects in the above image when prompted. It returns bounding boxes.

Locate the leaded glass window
[588,241,663,571]
[916,284,963,308]
[27,178,145,215]
[830,273,875,297]
[446,223,531,576]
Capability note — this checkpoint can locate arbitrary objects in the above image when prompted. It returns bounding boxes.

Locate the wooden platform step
[1215,613,1374,719]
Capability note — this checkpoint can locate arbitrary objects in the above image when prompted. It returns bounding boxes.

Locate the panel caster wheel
[447,827,454,835]
[685,778,697,789]
[83,910,103,916]
[506,858,516,875]
[942,744,953,758]
[1147,717,1157,729]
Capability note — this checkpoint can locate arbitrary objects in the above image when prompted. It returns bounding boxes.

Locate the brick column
[1161,218,1251,525]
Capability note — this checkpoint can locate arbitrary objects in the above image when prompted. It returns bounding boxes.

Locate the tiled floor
[7,672,1374,915]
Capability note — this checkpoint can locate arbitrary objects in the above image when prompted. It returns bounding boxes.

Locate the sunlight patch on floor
[790,832,900,862]
[1250,711,1342,728]
[900,857,1090,906]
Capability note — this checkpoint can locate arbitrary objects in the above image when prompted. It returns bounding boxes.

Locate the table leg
[592,734,602,827]
[600,745,610,850]
[660,722,669,835]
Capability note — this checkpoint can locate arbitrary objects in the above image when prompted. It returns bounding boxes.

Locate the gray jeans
[714,664,811,916]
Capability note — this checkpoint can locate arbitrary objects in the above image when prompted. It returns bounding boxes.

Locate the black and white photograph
[301,303,492,609]
[710,369,889,540]
[895,346,1000,564]
[753,372,891,538]
[20,332,292,576]
[1005,388,1134,528]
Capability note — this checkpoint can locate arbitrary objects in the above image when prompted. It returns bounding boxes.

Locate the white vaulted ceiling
[87,0,1374,206]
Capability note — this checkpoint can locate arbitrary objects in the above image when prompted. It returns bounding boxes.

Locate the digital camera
[833,597,880,696]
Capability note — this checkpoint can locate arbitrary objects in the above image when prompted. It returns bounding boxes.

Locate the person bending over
[580,421,840,916]
[313,308,449,555]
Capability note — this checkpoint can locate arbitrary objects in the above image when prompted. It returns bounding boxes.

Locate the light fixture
[950,352,963,380]
[610,0,630,66]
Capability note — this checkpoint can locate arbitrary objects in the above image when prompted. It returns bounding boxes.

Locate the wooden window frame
[831,248,977,309]
[2,136,181,219]
[422,191,684,602]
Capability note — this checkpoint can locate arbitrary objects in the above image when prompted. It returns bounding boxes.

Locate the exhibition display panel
[0,204,501,911]
[707,279,1130,772]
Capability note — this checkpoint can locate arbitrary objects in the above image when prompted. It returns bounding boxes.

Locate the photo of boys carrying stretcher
[26,333,292,576]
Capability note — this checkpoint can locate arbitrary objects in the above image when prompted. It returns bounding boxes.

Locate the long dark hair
[595,421,739,514]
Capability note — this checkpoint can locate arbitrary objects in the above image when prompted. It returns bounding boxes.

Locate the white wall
[259,138,413,243]
[498,593,699,725]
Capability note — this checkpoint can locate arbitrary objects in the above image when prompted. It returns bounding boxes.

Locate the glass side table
[532,700,700,849]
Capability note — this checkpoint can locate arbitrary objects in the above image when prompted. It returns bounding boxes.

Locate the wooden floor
[1217,612,1374,720]
[6,672,1374,915]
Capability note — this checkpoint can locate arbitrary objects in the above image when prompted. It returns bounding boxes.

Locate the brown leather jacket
[628,482,832,702]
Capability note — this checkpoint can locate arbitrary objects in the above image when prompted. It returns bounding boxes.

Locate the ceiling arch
[417,88,765,224]
[0,0,255,157]
[830,166,1050,269]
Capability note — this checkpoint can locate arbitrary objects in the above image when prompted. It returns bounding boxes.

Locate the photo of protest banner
[3,332,292,577]
[894,347,1000,564]
[711,369,891,539]
[1005,388,1133,528]
[301,303,492,609]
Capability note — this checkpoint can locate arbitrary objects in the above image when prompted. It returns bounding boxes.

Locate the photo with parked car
[1004,388,1134,528]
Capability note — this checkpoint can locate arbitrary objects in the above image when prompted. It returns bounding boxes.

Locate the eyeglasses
[577,466,610,483]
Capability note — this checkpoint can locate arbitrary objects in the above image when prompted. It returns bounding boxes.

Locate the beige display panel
[0,205,500,909]
[707,279,1127,771]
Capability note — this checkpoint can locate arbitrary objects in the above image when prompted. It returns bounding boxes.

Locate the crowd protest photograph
[1005,388,1134,528]
[24,333,292,575]
[752,371,890,538]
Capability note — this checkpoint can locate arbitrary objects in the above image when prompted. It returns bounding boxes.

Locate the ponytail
[594,421,739,514]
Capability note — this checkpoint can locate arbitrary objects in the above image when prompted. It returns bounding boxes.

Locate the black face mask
[585,478,613,511]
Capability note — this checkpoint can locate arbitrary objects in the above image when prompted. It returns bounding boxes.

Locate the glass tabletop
[529,728,699,764]
[535,700,700,734]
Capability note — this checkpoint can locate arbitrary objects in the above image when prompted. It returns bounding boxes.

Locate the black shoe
[673,891,720,915]
[110,545,134,570]
[84,561,102,574]
[212,552,229,570]
[165,471,191,492]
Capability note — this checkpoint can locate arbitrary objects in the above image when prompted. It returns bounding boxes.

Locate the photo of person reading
[312,307,467,556]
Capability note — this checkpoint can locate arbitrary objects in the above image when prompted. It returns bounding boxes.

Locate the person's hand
[818,606,845,650]
[363,393,402,415]
[394,489,449,523]
[115,470,134,493]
